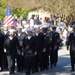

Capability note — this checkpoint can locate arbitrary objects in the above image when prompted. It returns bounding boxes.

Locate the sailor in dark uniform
[33,25,40,72]
[67,25,75,71]
[2,25,9,70]
[0,28,5,71]
[22,28,35,75]
[43,24,53,68]
[34,25,46,71]
[51,26,60,67]
[41,25,49,70]
[4,29,20,74]
[16,26,27,72]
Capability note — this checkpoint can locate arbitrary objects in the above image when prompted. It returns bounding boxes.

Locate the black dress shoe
[71,69,74,72]
[35,70,39,72]
[32,70,35,74]
[17,70,21,72]
[26,72,30,75]
[46,67,49,70]
[50,65,52,68]
[54,63,57,67]
[40,68,43,71]
[9,72,15,75]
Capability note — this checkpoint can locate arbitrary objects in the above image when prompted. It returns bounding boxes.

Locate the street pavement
[0,47,75,75]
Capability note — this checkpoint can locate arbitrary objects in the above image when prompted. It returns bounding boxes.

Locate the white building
[28,10,51,23]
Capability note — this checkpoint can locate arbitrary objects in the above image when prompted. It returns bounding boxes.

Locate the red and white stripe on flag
[3,15,13,25]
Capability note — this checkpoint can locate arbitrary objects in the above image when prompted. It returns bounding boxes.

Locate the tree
[0,0,75,23]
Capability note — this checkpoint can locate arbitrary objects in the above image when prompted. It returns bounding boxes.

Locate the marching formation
[0,23,75,75]
[0,24,61,75]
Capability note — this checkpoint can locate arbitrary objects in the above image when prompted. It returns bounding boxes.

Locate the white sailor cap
[41,25,48,29]
[26,28,33,32]
[34,25,40,29]
[46,23,51,27]
[16,25,23,29]
[8,29,16,33]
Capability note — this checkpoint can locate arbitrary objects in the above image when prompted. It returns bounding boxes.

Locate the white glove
[4,49,6,53]
[43,48,46,52]
[35,51,37,55]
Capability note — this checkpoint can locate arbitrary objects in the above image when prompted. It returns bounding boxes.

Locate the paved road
[0,47,75,75]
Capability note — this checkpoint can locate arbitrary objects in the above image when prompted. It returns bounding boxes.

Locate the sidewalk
[0,47,75,75]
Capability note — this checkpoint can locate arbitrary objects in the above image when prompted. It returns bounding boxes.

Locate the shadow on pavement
[32,54,75,75]
[1,54,75,75]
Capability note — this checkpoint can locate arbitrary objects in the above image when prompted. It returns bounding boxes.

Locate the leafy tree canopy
[0,0,75,24]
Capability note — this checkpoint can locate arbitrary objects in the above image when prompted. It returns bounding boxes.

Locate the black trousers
[70,52,75,69]
[3,52,8,69]
[50,51,53,67]
[7,55,15,73]
[24,53,35,74]
[37,53,43,71]
[17,54,24,71]
[0,53,4,69]
[52,49,58,64]
[43,52,49,69]
[50,49,58,67]
[34,54,38,72]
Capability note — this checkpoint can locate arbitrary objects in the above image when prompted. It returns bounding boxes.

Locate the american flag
[3,6,13,25]
[12,19,17,26]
